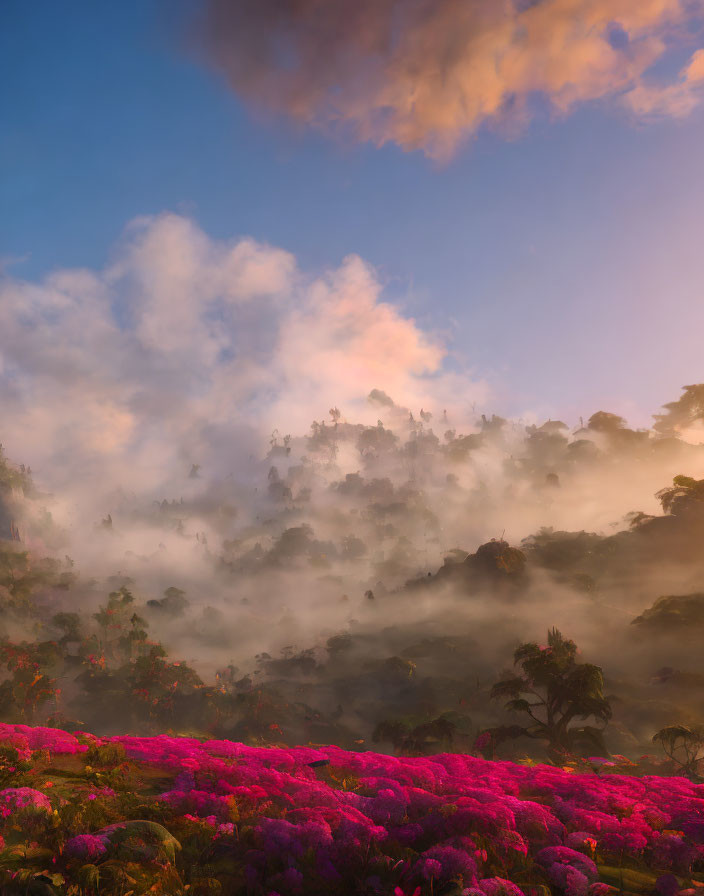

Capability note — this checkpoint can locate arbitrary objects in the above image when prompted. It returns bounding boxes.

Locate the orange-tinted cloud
[623,47,704,117]
[196,0,704,156]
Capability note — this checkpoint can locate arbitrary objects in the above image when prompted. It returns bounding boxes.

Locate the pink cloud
[195,0,704,156]
[622,48,704,117]
[0,214,485,497]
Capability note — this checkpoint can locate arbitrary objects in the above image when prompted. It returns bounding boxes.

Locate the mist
[3,215,704,757]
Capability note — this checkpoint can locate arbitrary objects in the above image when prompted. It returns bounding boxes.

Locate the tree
[92,587,150,665]
[372,715,457,756]
[587,411,627,432]
[656,474,704,516]
[652,724,704,781]
[653,384,704,435]
[357,423,397,459]
[487,628,612,760]
[0,640,62,722]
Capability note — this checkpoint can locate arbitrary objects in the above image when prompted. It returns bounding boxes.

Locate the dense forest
[3,384,704,774]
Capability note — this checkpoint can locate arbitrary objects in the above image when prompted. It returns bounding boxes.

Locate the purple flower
[0,787,52,816]
[3,724,701,890]
[417,844,478,883]
[478,878,525,896]
[419,858,443,880]
[63,834,108,862]
[535,846,598,882]
[551,866,590,896]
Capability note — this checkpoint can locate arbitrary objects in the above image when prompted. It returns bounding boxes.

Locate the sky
[2,0,704,442]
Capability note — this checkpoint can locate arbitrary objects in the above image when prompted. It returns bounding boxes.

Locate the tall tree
[486,628,612,760]
[653,384,704,435]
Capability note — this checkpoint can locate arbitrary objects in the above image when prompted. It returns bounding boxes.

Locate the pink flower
[479,879,525,896]
[63,834,108,862]
[0,787,52,815]
[4,724,703,890]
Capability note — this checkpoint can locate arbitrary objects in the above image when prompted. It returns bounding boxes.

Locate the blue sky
[3,0,704,428]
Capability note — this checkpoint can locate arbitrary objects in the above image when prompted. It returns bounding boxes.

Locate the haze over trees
[0,385,703,770]
[3,385,704,893]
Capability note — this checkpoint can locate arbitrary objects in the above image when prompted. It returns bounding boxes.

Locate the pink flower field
[0,724,703,895]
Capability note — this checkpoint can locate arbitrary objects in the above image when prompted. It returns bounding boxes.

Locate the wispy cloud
[195,0,704,156]
[622,47,704,117]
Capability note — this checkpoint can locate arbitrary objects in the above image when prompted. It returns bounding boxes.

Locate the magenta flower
[478,878,525,896]
[63,834,108,862]
[587,886,611,896]
[3,725,702,891]
[535,846,598,889]
[0,787,52,816]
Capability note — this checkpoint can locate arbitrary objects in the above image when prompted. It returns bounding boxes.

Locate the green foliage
[85,742,128,768]
[0,744,31,787]
[588,411,627,432]
[653,383,704,434]
[97,820,181,864]
[471,540,526,578]
[653,724,704,781]
[372,715,458,755]
[656,474,704,515]
[146,586,189,617]
[631,592,704,630]
[596,866,661,893]
[521,528,603,573]
[0,640,62,722]
[0,545,72,612]
[51,613,83,645]
[488,628,612,760]
[357,422,398,459]
[0,446,33,495]
[5,423,704,763]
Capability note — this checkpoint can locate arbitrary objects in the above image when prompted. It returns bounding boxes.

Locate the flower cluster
[109,734,704,891]
[63,833,108,862]
[0,723,86,756]
[0,727,703,894]
[0,786,52,818]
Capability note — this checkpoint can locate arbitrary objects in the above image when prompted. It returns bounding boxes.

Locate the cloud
[622,47,704,117]
[0,213,484,503]
[268,254,447,429]
[194,0,704,157]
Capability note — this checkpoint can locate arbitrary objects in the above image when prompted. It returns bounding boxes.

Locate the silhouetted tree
[373,716,456,756]
[587,411,627,432]
[653,724,704,782]
[488,628,612,760]
[653,384,704,435]
[656,474,704,516]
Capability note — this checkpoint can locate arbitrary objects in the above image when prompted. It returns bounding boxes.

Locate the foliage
[372,715,458,755]
[656,475,704,516]
[631,593,704,630]
[521,529,603,573]
[653,724,704,781]
[587,412,627,432]
[653,384,704,435]
[0,447,33,495]
[487,629,612,760]
[0,545,73,613]
[470,541,526,579]
[0,641,62,723]
[0,725,702,895]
